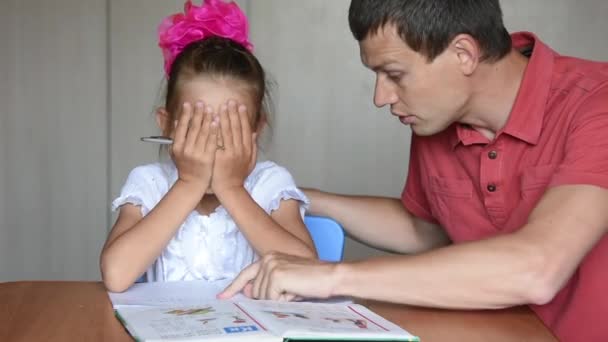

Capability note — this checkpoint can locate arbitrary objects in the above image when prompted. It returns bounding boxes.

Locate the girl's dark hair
[348,0,512,62]
[163,36,271,133]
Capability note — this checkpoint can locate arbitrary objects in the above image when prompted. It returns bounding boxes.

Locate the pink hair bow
[158,0,254,75]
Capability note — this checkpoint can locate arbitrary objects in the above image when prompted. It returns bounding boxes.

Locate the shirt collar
[450,32,555,149]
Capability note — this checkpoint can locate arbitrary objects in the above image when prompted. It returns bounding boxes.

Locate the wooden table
[0,281,557,341]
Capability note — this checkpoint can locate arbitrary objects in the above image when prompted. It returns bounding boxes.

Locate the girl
[100,0,316,292]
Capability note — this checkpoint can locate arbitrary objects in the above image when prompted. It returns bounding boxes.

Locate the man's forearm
[307,190,449,253]
[331,231,548,309]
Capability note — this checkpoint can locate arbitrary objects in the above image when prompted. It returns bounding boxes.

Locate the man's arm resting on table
[328,184,608,309]
[305,189,451,254]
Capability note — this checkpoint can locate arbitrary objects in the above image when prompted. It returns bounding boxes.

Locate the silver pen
[140,136,173,145]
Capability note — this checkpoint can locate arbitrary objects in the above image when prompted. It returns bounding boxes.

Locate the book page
[115,301,277,342]
[108,279,245,308]
[107,279,351,309]
[237,300,419,341]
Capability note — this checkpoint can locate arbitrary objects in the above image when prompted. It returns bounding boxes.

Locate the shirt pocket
[520,165,558,203]
[427,176,474,227]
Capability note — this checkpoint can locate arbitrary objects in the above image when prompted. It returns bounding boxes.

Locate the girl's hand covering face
[170,101,219,192]
[211,100,257,195]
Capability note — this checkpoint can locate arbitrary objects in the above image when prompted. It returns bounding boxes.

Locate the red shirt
[402,32,608,341]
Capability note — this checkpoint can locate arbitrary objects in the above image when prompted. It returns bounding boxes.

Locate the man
[219,1,608,340]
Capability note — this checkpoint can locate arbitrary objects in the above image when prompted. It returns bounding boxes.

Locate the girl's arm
[219,189,316,258]
[100,102,219,292]
[211,101,316,258]
[100,180,205,293]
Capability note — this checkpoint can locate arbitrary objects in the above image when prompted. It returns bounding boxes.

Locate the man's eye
[387,72,402,82]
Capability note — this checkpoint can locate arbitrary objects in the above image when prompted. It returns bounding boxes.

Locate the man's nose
[373,78,397,108]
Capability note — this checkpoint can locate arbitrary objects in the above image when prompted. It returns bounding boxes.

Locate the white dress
[112,161,309,282]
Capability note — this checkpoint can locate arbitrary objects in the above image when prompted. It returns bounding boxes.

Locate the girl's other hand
[171,101,219,193]
[211,100,257,195]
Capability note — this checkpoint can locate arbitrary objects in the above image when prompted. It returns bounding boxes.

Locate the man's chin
[410,124,438,137]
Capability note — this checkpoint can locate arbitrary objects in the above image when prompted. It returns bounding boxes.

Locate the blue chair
[304,215,345,262]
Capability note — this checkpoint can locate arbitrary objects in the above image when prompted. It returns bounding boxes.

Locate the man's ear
[156,107,170,135]
[449,34,481,77]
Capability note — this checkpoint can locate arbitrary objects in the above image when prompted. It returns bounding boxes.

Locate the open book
[109,280,419,342]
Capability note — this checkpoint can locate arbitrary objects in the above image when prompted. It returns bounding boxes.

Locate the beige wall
[503,0,608,59]
[0,0,108,280]
[1,0,607,280]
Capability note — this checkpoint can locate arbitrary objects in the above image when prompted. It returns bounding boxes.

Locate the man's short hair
[348,0,512,62]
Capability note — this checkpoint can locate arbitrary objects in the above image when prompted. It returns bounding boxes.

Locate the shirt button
[487,184,497,192]
[488,150,498,159]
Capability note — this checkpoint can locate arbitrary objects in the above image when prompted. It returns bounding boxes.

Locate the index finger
[239,105,253,152]
[173,102,192,149]
[217,261,261,299]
